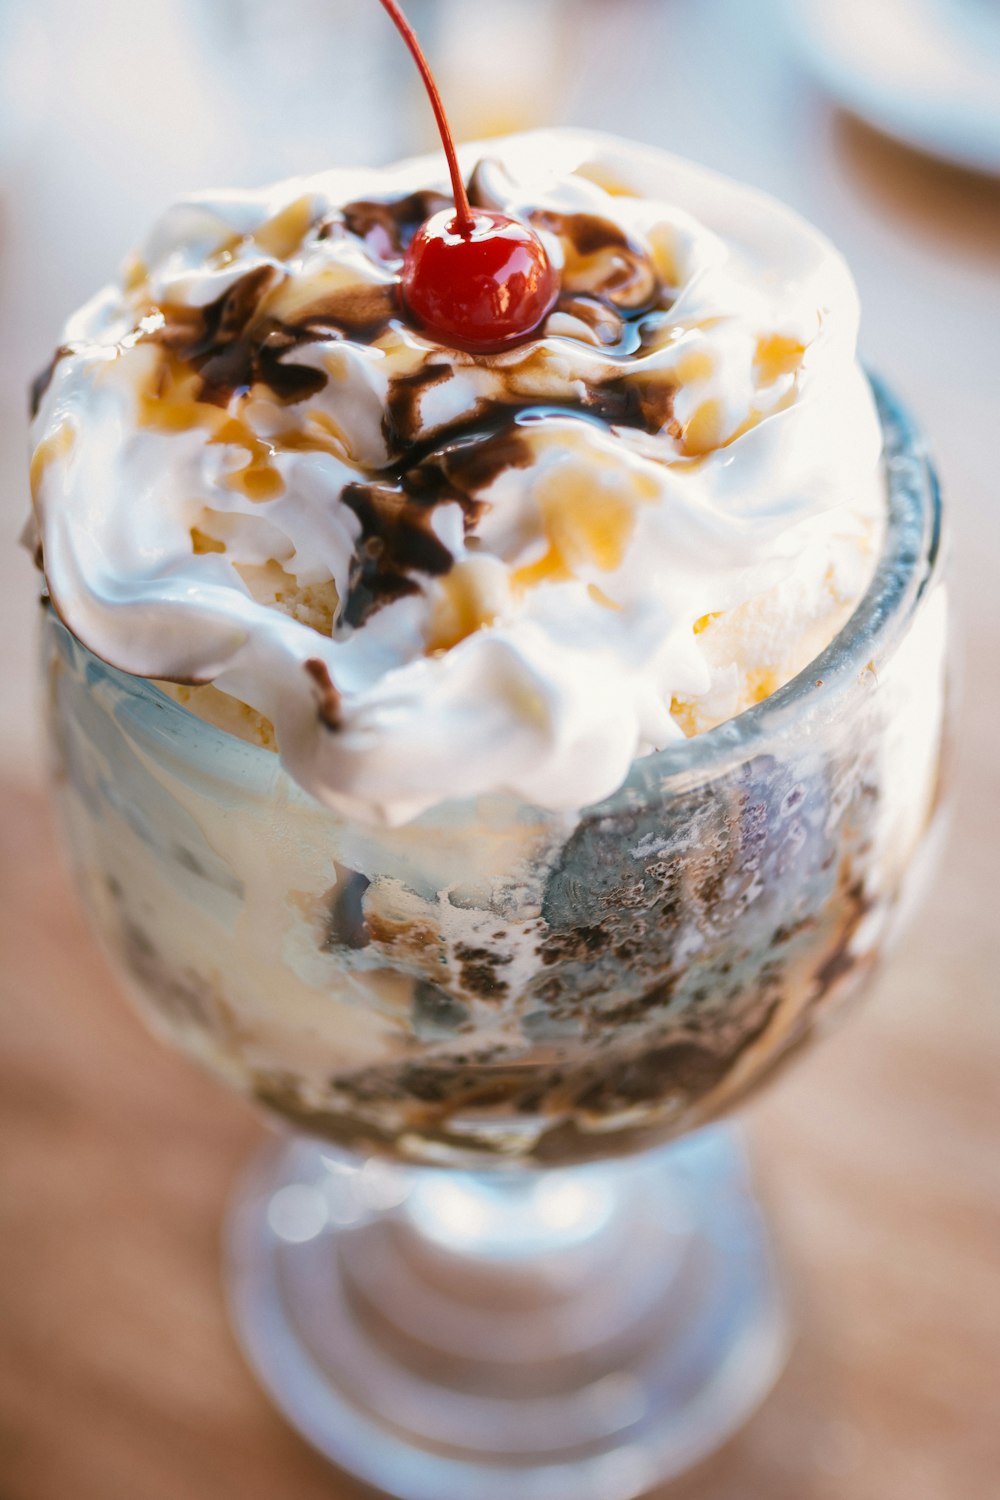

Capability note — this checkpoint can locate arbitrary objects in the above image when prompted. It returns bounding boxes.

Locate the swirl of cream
[28,130,883,824]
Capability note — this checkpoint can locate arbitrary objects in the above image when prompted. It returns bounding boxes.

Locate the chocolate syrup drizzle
[340,403,535,627]
[336,186,676,625]
[31,173,678,631]
[337,190,451,258]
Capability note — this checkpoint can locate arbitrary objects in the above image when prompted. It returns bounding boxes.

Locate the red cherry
[403,208,558,351]
[378,0,559,352]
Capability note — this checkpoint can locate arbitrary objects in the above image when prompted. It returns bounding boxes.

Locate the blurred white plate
[785,0,1000,176]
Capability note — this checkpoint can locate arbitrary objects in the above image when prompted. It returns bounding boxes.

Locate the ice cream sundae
[28,11,946,1167]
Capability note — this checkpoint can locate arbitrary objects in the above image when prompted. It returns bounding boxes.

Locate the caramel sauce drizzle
[136,354,286,501]
[511,455,658,595]
[424,559,504,653]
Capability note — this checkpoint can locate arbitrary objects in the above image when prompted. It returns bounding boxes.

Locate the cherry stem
[377,0,475,236]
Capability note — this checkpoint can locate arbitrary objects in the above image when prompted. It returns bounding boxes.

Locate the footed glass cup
[43,380,947,1499]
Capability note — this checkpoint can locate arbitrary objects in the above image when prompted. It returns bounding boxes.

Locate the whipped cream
[28,130,883,823]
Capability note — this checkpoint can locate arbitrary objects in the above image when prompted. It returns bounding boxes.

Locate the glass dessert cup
[42,379,947,1499]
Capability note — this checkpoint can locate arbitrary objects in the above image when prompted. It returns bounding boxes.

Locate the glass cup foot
[226,1126,788,1500]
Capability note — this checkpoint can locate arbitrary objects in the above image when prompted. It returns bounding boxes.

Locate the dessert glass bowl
[43,378,947,1499]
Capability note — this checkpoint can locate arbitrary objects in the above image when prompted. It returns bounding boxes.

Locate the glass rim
[48,373,943,819]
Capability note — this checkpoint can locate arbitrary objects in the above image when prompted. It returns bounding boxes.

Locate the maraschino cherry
[378,0,559,352]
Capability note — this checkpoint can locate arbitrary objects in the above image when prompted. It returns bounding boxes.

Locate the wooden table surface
[2,2,999,1497]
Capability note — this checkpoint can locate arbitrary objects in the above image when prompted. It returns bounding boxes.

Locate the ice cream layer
[28,130,883,824]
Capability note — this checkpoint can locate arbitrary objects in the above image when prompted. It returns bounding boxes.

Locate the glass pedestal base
[226,1126,788,1500]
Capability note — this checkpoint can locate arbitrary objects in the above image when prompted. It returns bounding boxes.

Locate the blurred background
[1,1,998,1497]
